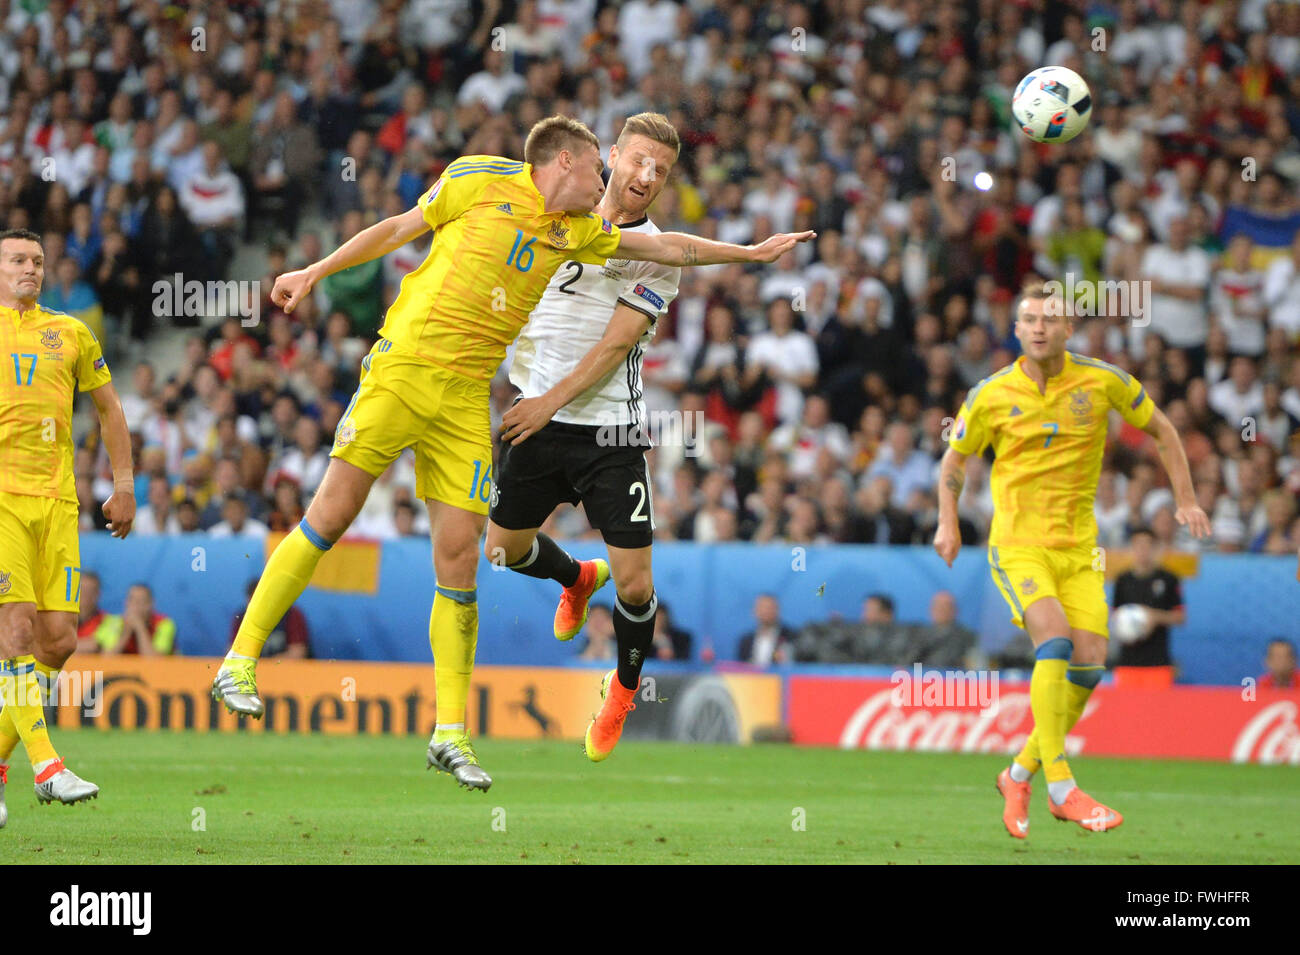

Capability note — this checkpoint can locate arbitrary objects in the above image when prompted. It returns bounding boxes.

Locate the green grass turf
[1,731,1296,864]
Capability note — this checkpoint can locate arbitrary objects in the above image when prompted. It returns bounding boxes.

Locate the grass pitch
[2,731,1296,864]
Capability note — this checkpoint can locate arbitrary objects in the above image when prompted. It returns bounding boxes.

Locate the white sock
[435,722,465,734]
[1009,762,1033,783]
[1047,778,1077,805]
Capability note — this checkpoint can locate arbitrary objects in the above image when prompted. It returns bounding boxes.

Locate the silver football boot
[36,765,99,805]
[426,734,493,791]
[211,655,265,718]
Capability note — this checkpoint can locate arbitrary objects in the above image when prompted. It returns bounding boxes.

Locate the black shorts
[490,419,654,549]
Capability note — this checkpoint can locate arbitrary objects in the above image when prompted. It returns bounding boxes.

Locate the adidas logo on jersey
[1010,405,1022,416]
[496,203,513,215]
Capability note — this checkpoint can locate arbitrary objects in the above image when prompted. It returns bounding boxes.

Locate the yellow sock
[1014,664,1103,774]
[1029,638,1073,784]
[430,585,478,731]
[231,523,331,658]
[0,656,58,767]
[0,705,18,763]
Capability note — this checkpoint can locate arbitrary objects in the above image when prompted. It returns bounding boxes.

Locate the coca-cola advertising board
[788,676,1300,764]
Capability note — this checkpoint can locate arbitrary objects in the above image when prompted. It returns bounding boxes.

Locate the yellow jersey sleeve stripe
[1068,351,1130,384]
[964,364,1014,409]
[448,163,524,178]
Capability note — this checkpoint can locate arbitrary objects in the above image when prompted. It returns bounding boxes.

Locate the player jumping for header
[486,112,683,762]
[934,280,1210,837]
[212,116,814,792]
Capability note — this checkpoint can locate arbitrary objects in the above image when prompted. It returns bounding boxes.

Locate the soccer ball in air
[1110,604,1152,645]
[1011,66,1093,144]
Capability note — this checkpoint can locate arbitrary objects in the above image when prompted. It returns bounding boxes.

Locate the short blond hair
[616,112,681,159]
[1016,277,1072,320]
[524,115,600,167]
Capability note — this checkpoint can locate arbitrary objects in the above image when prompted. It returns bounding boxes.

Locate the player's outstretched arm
[616,229,816,267]
[89,381,136,539]
[934,446,968,567]
[1140,406,1211,539]
[271,206,431,313]
[501,304,650,445]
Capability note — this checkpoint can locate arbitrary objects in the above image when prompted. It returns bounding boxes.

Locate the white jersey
[510,215,680,428]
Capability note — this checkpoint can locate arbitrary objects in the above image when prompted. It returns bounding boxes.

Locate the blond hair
[524,115,600,166]
[616,112,681,159]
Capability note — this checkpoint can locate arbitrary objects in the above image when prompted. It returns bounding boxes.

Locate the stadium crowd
[3,0,1300,557]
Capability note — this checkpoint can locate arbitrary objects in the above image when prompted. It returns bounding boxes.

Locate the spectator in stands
[651,599,693,661]
[134,474,180,535]
[865,422,934,509]
[913,590,979,668]
[272,415,329,497]
[577,604,616,662]
[75,571,119,656]
[230,578,310,659]
[247,91,320,239]
[1111,527,1186,669]
[178,140,244,280]
[101,584,176,655]
[210,493,270,540]
[1259,638,1298,689]
[736,594,794,666]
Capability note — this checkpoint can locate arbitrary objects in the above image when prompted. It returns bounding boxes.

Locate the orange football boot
[1049,787,1124,832]
[554,558,611,641]
[585,669,637,762]
[996,767,1032,839]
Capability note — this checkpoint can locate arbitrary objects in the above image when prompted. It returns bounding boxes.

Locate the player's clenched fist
[270,267,317,313]
[933,521,961,567]
[103,489,136,539]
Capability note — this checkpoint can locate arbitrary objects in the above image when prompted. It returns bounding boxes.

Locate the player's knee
[0,605,38,655]
[40,621,78,667]
[616,574,654,607]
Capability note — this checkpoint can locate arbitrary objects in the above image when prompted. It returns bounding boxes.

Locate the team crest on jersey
[0,571,10,595]
[335,421,357,448]
[41,328,62,350]
[547,220,570,249]
[1020,577,1037,596]
[1069,387,1093,422]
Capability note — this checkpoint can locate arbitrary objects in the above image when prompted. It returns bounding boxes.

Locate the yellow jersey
[949,351,1155,549]
[381,155,624,381]
[0,303,112,503]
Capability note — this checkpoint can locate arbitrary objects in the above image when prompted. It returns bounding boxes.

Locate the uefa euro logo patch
[41,328,62,349]
[1020,577,1037,596]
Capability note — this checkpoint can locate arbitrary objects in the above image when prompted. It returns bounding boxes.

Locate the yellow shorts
[0,492,81,612]
[988,543,1109,637]
[331,339,493,515]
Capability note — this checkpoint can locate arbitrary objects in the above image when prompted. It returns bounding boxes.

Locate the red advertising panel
[788,675,1300,764]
